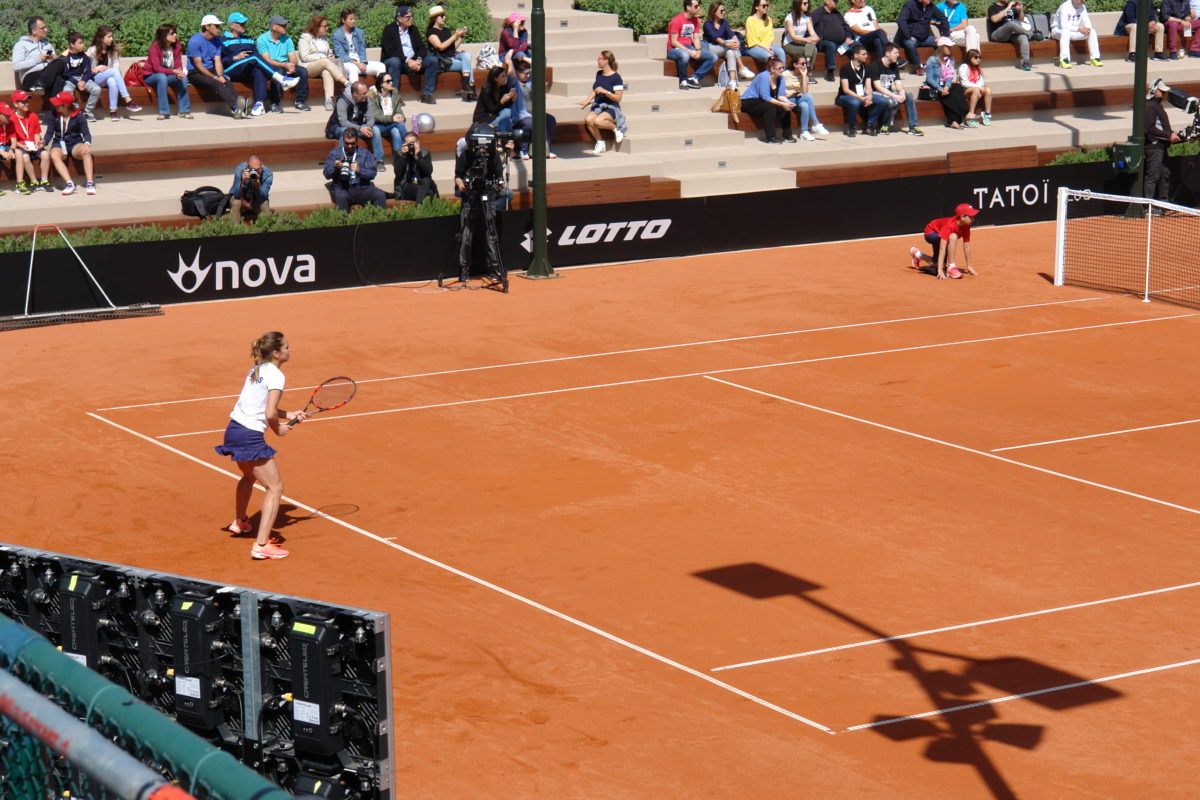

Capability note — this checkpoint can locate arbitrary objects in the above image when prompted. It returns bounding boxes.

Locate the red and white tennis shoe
[228,518,252,534]
[250,544,289,560]
[909,247,922,270]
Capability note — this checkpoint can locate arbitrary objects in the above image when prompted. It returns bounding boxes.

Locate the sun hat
[428,5,446,18]
[936,36,955,47]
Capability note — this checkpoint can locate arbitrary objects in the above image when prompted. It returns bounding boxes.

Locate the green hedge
[0,196,458,254]
[1046,146,1111,165]
[2,1,494,62]
[574,0,1129,38]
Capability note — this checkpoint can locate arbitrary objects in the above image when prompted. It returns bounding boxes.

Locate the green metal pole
[523,0,558,279]
[1130,0,1151,196]
[0,614,291,800]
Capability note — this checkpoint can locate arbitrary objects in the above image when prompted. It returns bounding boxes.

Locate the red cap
[49,91,75,107]
[11,90,31,102]
[955,203,980,217]
[0,102,13,116]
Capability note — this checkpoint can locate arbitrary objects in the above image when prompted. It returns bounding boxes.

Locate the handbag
[917,84,935,102]
[476,43,500,70]
[124,59,146,87]
[711,86,741,123]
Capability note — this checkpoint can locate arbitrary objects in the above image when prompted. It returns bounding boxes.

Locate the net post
[1142,200,1154,302]
[1053,187,1070,286]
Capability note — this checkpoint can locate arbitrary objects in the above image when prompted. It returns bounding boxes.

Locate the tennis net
[1054,187,1200,309]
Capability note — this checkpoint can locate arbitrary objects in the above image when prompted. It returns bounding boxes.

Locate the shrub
[1046,146,1111,165]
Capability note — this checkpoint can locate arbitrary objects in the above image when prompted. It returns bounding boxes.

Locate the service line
[842,657,1200,732]
[153,312,1198,439]
[991,418,1200,452]
[99,295,1109,411]
[86,411,835,735]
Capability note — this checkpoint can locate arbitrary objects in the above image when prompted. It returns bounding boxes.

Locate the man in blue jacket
[230,155,273,222]
[324,127,387,210]
[1115,0,1166,60]
[895,0,950,74]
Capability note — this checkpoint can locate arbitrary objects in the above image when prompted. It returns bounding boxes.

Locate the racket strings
[312,378,356,409]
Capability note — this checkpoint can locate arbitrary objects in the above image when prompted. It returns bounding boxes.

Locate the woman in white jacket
[957,49,992,126]
[299,15,348,110]
[1051,0,1102,68]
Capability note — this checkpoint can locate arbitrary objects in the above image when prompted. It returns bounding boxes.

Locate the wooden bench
[790,145,1037,187]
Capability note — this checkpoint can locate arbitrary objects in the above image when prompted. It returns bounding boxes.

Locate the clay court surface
[3,220,1199,798]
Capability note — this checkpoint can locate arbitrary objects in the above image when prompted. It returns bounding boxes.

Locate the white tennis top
[230,362,285,432]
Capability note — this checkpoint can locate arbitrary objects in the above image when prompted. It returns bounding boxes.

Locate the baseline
[84,411,837,736]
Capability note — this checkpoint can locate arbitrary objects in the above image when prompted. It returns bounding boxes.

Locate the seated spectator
[187,16,246,119]
[835,42,883,135]
[783,0,820,72]
[45,91,95,195]
[326,80,379,155]
[924,37,968,128]
[512,57,557,158]
[499,13,531,66]
[0,102,14,194]
[578,50,625,155]
[383,6,439,104]
[87,26,143,121]
[845,0,890,57]
[1116,0,1166,60]
[1051,0,1103,68]
[868,42,923,134]
[427,6,477,102]
[474,66,516,132]
[811,0,854,81]
[8,91,51,193]
[333,9,386,88]
[896,0,950,75]
[740,55,795,142]
[986,0,1032,70]
[229,155,273,222]
[224,12,288,117]
[746,1,787,68]
[61,32,102,122]
[257,16,311,112]
[958,49,992,125]
[393,130,438,203]
[299,16,348,111]
[782,54,828,139]
[144,24,192,120]
[937,0,981,52]
[368,73,408,169]
[1160,0,1198,57]
[324,126,387,210]
[13,16,66,98]
[669,0,719,90]
[705,2,754,89]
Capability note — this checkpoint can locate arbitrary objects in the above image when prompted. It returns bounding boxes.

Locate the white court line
[85,411,835,735]
[710,580,1200,672]
[992,418,1200,452]
[152,312,1198,439]
[97,296,1109,411]
[842,657,1200,732]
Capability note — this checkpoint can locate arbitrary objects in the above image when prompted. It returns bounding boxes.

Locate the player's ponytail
[249,331,286,383]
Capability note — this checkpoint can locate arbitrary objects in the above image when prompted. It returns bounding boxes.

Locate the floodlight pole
[522,0,558,280]
[1130,0,1151,196]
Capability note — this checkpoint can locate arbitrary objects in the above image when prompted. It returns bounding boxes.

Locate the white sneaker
[800,130,815,141]
[614,129,624,143]
[282,75,300,91]
[61,182,76,196]
[271,72,286,85]
[730,80,739,90]
[812,123,829,135]
[739,65,756,79]
[591,140,606,155]
[250,101,265,116]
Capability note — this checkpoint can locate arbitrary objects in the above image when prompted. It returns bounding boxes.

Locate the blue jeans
[224,55,270,102]
[668,46,718,80]
[900,33,938,67]
[443,51,473,79]
[372,120,407,161]
[490,107,515,132]
[385,53,439,95]
[835,93,883,129]
[791,93,820,130]
[816,39,841,73]
[267,64,309,104]
[746,44,786,66]
[872,91,919,127]
[855,30,890,58]
[95,68,130,110]
[145,72,190,114]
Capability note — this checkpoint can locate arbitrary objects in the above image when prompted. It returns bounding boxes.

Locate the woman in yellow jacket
[745,0,787,69]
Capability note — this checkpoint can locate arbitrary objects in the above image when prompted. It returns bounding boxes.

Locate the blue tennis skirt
[213,420,277,462]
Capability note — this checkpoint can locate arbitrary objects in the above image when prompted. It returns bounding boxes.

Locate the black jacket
[896,0,950,40]
[325,94,370,139]
[381,22,428,62]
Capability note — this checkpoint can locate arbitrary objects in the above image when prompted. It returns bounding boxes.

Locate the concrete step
[674,167,796,197]
[543,41,649,65]
[619,128,746,154]
[535,27,634,47]
[490,10,621,30]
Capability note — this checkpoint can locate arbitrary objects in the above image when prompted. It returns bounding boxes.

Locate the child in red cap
[0,101,14,196]
[46,91,96,195]
[910,203,980,279]
[9,90,51,193]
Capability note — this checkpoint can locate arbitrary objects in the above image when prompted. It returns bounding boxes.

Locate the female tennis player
[214,332,308,560]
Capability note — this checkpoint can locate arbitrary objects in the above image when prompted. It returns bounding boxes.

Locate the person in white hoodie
[12,16,66,97]
[1051,0,1103,68]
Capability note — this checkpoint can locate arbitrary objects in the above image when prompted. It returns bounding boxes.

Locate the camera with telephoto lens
[1165,86,1200,142]
[464,126,531,200]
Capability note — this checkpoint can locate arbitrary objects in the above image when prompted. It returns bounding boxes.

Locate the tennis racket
[288,376,357,426]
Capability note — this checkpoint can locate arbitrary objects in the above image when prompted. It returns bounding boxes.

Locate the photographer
[324,127,388,211]
[1145,78,1180,202]
[454,123,514,290]
[230,155,273,223]
[393,131,438,204]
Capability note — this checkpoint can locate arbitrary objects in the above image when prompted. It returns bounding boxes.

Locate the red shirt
[925,215,972,242]
[9,111,41,148]
[668,13,701,53]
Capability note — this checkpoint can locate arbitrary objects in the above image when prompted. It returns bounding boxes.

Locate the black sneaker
[825,69,835,82]
[269,103,283,113]
[843,128,856,137]
[1126,53,1136,62]
[293,101,311,111]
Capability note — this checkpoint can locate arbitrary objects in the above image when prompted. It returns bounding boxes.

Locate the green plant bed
[0,196,458,254]
[1047,146,1111,166]
[2,1,494,62]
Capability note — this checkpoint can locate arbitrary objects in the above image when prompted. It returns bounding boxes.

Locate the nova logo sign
[166,248,317,294]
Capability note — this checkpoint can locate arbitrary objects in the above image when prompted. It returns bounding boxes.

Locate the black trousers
[189,72,239,113]
[937,84,968,126]
[458,197,505,287]
[329,183,387,211]
[1144,146,1170,201]
[741,97,791,140]
[396,177,437,204]
[22,59,66,96]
